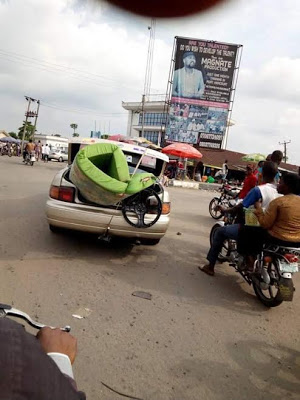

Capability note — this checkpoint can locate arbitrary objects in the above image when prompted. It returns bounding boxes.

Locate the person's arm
[196,70,205,97]
[254,198,279,229]
[242,187,262,208]
[220,186,261,214]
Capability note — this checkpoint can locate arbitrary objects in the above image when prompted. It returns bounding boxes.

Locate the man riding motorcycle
[200,161,280,276]
[23,139,35,161]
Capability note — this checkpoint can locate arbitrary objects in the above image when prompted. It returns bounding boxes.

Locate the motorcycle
[24,152,36,166]
[1,146,12,157]
[210,215,299,307]
[209,181,241,219]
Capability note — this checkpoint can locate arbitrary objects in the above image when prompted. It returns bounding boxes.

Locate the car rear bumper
[46,198,170,239]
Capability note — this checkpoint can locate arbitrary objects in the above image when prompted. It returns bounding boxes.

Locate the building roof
[0,130,9,138]
[196,147,299,173]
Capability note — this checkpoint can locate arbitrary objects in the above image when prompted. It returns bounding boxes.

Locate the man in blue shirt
[200,162,279,276]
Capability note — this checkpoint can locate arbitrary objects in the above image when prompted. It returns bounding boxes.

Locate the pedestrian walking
[44,144,50,162]
[35,140,42,161]
[41,144,46,161]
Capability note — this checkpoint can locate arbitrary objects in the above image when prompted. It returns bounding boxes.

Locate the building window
[138,112,165,126]
[143,131,159,144]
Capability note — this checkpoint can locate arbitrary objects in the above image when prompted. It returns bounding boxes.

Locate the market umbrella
[162,143,202,159]
[108,134,135,144]
[133,137,162,150]
[242,153,266,162]
[0,136,18,143]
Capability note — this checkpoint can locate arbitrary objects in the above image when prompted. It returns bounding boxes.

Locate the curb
[168,180,221,192]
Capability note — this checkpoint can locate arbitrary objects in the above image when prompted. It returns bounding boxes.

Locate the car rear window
[123,151,163,176]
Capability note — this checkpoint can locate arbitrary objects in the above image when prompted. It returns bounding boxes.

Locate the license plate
[280,262,299,273]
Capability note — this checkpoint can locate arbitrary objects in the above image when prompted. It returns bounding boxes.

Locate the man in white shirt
[44,144,50,162]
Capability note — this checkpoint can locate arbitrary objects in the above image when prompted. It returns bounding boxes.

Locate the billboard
[166,37,240,149]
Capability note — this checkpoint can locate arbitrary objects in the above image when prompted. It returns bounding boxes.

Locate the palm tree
[70,123,79,137]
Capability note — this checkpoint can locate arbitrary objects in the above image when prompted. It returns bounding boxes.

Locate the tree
[18,121,35,141]
[8,132,18,139]
[70,123,78,137]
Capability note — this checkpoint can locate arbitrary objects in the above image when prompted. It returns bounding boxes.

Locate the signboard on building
[90,131,101,138]
[166,37,241,149]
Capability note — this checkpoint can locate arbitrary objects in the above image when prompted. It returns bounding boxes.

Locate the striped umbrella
[242,153,266,162]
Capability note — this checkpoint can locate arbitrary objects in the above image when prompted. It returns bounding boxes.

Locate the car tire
[140,238,161,245]
[49,224,61,233]
[58,157,63,162]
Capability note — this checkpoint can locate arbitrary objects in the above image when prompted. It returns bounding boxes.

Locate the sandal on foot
[199,265,215,276]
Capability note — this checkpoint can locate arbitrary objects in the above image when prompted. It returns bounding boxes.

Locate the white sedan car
[46,139,170,245]
[48,149,68,162]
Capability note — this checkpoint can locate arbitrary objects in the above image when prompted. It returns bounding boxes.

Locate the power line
[0,48,141,92]
[40,101,128,118]
[0,48,121,83]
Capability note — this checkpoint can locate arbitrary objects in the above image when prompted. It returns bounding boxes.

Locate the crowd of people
[200,150,300,276]
[0,139,51,162]
[0,141,21,156]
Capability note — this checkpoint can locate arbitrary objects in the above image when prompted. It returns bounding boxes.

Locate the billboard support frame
[160,37,177,147]
[223,44,243,149]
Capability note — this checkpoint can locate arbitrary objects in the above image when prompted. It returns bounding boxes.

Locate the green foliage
[8,132,18,139]
[18,121,35,140]
[70,123,78,137]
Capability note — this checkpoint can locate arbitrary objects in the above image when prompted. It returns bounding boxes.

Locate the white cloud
[239,57,300,102]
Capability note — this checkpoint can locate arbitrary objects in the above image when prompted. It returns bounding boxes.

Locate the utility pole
[32,100,40,142]
[279,140,291,163]
[140,18,156,139]
[141,94,145,138]
[21,97,32,151]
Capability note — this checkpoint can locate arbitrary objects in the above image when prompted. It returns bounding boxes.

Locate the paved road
[0,156,299,400]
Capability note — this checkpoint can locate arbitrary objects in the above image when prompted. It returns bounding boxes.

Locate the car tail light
[162,202,171,215]
[285,254,299,263]
[50,185,75,203]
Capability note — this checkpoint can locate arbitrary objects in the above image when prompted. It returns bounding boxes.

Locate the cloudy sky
[0,0,299,164]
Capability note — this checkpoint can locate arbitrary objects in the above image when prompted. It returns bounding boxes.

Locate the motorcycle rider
[238,164,257,199]
[200,161,280,276]
[23,139,35,161]
[0,317,85,399]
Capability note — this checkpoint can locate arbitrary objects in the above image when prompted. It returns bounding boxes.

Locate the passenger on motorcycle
[238,172,300,260]
[200,162,280,276]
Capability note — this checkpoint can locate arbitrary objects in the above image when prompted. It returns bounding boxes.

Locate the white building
[0,130,9,139]
[122,100,166,145]
[34,134,68,151]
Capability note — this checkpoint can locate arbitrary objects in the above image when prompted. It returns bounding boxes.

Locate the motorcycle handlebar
[0,303,71,332]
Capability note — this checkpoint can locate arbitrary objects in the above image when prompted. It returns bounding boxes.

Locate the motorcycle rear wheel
[252,260,283,307]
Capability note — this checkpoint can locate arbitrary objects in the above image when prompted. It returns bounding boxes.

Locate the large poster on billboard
[166,37,240,149]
